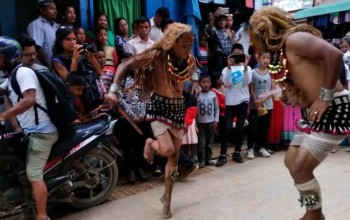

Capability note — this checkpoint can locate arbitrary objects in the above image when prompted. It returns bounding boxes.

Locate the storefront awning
[294,1,350,20]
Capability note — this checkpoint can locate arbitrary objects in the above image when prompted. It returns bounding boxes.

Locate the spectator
[66,73,87,123]
[149,7,170,42]
[210,73,227,167]
[114,17,130,58]
[74,27,86,45]
[340,36,350,54]
[95,27,118,73]
[94,49,114,98]
[179,80,199,180]
[221,43,252,164]
[247,51,274,159]
[15,35,48,72]
[0,36,58,220]
[207,8,232,73]
[86,12,114,46]
[27,0,59,70]
[130,20,139,39]
[197,34,209,75]
[123,16,161,175]
[160,18,174,33]
[52,26,102,111]
[225,14,241,45]
[196,75,219,168]
[225,14,234,39]
[116,52,149,184]
[124,17,154,55]
[59,4,76,28]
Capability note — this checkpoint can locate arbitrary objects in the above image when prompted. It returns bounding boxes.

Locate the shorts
[26,131,58,182]
[151,120,184,140]
[290,131,346,162]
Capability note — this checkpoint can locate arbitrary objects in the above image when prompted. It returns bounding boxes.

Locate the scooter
[0,113,118,220]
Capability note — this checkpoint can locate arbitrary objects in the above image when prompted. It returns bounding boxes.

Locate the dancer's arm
[105,59,133,107]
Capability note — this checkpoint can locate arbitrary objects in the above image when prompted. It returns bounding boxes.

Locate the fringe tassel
[296,119,350,135]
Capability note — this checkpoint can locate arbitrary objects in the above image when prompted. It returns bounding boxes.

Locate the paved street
[59,149,350,220]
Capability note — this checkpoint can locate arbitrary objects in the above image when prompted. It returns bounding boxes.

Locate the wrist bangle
[109,83,120,94]
[319,87,335,102]
[191,72,199,81]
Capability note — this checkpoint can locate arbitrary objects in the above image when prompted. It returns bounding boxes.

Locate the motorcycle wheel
[69,148,118,209]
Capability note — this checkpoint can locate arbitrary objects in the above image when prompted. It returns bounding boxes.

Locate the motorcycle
[0,113,118,220]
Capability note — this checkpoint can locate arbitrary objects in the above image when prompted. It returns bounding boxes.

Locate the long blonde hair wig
[249,7,322,105]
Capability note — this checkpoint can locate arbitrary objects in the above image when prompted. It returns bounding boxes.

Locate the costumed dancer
[106,23,195,219]
[250,7,347,220]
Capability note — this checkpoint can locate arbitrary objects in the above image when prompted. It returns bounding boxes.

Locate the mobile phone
[221,7,229,14]
[229,54,246,63]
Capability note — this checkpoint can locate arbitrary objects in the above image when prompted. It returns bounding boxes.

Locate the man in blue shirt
[27,0,59,71]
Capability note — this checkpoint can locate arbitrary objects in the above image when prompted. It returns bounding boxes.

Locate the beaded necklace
[268,49,288,83]
[166,54,194,82]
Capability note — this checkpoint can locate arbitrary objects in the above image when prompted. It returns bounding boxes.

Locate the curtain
[97,0,141,36]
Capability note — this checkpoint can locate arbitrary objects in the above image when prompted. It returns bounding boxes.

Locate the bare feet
[144,138,155,164]
[160,196,171,219]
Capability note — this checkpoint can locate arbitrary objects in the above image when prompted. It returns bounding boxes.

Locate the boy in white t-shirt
[217,43,252,165]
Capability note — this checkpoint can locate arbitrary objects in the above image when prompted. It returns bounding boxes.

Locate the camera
[228,54,246,63]
[83,43,97,54]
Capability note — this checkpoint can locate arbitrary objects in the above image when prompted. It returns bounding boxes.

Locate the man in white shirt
[124,17,154,55]
[16,35,49,72]
[149,7,170,42]
[0,36,57,220]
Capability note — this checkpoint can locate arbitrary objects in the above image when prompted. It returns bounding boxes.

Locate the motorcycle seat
[48,115,110,160]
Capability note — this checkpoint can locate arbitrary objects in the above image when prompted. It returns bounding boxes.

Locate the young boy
[247,51,274,159]
[94,49,114,98]
[196,75,219,168]
[219,43,251,164]
[66,74,86,123]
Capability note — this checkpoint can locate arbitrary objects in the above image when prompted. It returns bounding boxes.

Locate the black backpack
[10,65,76,135]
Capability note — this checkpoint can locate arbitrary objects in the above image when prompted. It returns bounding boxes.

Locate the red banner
[246,0,254,8]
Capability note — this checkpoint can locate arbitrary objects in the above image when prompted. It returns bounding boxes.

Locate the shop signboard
[273,0,313,11]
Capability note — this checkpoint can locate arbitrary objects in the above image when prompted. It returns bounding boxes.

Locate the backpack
[10,65,76,135]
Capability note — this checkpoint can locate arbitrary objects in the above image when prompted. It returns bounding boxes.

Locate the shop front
[294,0,350,40]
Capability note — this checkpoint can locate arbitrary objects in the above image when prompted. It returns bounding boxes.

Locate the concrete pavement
[59,150,350,220]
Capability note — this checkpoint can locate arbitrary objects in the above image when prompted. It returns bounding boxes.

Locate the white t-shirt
[149,17,163,42]
[222,65,252,106]
[1,67,56,133]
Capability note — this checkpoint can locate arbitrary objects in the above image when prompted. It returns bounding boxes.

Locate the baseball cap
[38,0,54,6]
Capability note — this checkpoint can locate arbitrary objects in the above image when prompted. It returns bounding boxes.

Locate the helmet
[0,36,22,71]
